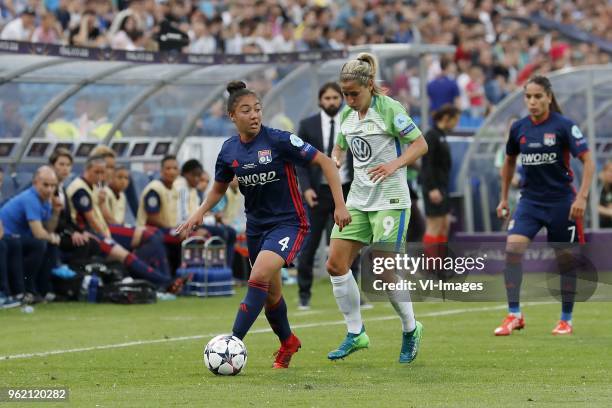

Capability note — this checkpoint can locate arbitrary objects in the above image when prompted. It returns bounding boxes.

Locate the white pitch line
[1,302,553,361]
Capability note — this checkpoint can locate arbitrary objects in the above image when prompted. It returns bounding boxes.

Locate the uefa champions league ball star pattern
[204,335,248,376]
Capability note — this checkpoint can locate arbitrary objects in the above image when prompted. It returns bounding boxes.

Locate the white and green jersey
[337,94,421,211]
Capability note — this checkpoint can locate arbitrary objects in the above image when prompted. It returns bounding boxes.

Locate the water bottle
[88,274,99,303]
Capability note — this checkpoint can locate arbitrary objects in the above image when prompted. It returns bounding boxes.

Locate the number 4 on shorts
[279,236,290,251]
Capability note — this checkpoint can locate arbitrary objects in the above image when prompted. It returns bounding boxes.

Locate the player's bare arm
[570,151,595,220]
[83,210,110,238]
[331,144,345,168]
[311,151,351,231]
[497,154,518,219]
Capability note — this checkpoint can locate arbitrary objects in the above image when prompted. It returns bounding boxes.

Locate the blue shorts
[508,198,584,243]
[246,223,309,267]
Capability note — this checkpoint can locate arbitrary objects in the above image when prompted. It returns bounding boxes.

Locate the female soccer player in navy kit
[177,81,351,368]
[495,75,595,336]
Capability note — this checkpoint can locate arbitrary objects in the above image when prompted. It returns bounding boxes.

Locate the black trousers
[297,183,360,303]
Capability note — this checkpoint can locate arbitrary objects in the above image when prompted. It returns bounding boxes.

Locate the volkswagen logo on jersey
[543,133,556,146]
[258,149,272,164]
[351,136,372,162]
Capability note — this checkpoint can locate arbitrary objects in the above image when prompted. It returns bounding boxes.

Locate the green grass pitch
[1,280,611,407]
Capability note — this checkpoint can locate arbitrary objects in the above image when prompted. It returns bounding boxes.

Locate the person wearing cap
[0,7,36,41]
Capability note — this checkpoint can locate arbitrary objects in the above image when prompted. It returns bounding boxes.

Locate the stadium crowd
[0,0,610,121]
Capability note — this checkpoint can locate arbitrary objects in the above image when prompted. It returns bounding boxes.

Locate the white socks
[330,272,363,334]
[387,287,416,333]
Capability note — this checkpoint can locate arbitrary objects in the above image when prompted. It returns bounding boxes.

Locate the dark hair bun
[227,81,247,94]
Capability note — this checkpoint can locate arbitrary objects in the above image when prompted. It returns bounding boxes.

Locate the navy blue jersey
[215,125,318,227]
[506,112,588,202]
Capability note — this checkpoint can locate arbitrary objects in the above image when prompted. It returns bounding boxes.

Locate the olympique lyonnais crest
[258,149,272,164]
[543,133,556,146]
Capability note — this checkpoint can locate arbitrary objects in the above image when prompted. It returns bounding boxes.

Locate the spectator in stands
[109,0,148,38]
[93,0,115,32]
[0,0,599,132]
[271,20,296,52]
[466,65,487,118]
[189,14,217,54]
[66,155,184,292]
[328,26,347,50]
[105,165,130,226]
[427,56,460,114]
[0,166,61,302]
[0,0,606,120]
[69,9,106,47]
[53,0,71,31]
[0,6,36,41]
[110,13,145,51]
[599,160,612,229]
[295,23,328,51]
[485,65,511,105]
[0,100,25,139]
[154,0,190,52]
[31,11,63,44]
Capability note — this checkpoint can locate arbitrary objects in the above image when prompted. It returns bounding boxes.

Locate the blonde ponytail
[340,52,385,95]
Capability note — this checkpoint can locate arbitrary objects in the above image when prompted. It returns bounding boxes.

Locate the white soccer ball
[203,335,247,376]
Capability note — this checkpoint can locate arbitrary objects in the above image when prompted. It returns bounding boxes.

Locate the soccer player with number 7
[326,53,428,363]
[495,75,595,336]
[176,81,351,369]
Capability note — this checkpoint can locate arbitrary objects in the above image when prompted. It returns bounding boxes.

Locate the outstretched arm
[176,181,229,234]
